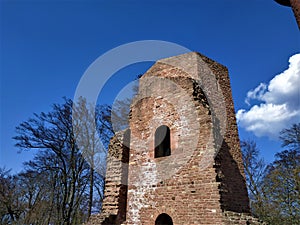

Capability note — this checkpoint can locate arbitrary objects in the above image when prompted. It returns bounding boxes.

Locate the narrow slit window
[155,125,171,158]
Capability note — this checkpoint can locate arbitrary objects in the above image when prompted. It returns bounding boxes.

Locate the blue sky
[0,0,299,173]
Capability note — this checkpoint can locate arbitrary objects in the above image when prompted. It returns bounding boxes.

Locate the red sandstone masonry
[86,52,263,225]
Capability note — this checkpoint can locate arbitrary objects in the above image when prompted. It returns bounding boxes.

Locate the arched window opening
[155,125,171,158]
[155,213,173,225]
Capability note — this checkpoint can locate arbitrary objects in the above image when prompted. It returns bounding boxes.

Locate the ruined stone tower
[87,52,262,225]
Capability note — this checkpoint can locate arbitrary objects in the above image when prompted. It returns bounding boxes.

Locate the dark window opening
[155,125,171,158]
[155,213,173,225]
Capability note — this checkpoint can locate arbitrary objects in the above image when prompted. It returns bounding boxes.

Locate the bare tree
[13,98,106,224]
[279,123,300,151]
[0,168,25,224]
[263,149,300,224]
[72,98,110,218]
[241,123,300,224]
[240,140,267,218]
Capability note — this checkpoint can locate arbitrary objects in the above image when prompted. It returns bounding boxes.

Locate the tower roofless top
[157,51,225,68]
[144,51,227,82]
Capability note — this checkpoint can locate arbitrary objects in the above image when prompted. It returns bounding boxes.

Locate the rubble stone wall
[86,52,262,225]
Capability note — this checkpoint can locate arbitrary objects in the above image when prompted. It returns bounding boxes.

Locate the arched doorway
[155,213,173,225]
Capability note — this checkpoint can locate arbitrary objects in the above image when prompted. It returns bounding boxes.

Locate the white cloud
[237,53,300,139]
[245,83,267,105]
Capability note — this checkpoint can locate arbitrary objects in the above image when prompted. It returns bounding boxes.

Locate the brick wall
[86,52,262,225]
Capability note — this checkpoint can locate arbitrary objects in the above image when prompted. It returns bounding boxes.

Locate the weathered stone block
[86,52,263,225]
